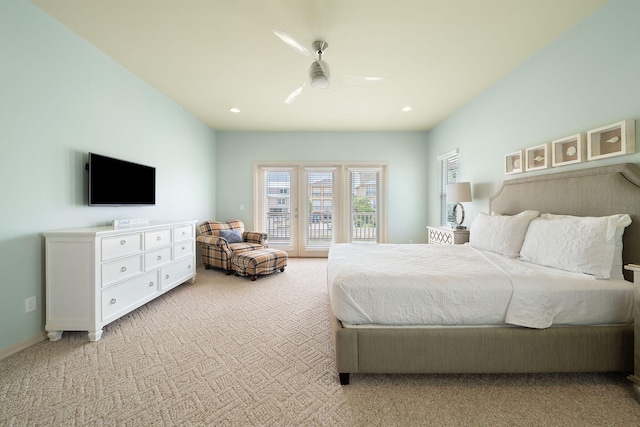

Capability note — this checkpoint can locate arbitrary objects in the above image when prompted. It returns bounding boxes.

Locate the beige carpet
[2,258,640,426]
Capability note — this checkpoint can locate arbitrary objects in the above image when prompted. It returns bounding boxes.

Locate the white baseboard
[0,332,47,361]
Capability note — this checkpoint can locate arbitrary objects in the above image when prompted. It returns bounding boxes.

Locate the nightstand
[427,226,470,245]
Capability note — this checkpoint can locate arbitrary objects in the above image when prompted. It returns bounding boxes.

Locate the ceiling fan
[273,29,387,104]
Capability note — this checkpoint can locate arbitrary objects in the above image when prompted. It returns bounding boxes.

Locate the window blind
[262,168,293,246]
[437,150,459,226]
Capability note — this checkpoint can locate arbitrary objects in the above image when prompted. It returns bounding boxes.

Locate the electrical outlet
[409,240,413,244]
[239,204,244,211]
[25,296,36,313]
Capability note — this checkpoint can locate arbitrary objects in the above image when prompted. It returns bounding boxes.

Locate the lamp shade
[446,182,472,203]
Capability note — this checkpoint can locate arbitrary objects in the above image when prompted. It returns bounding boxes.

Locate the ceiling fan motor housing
[309,60,330,89]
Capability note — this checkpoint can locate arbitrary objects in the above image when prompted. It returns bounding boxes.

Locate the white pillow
[520,214,629,279]
[540,213,631,279]
[469,210,539,258]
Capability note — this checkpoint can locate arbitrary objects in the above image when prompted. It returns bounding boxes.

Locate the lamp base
[452,203,466,229]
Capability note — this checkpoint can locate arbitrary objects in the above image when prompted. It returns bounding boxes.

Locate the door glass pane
[305,168,334,247]
[350,168,379,243]
[263,169,292,246]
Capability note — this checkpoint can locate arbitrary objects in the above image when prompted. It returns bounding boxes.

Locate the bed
[328,163,640,401]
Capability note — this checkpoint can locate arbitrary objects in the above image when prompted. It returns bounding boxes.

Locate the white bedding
[327,243,634,329]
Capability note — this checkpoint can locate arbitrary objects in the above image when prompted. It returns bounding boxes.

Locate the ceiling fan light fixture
[309,60,330,89]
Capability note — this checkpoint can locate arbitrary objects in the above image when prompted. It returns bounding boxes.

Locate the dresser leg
[88,329,103,342]
[47,330,63,341]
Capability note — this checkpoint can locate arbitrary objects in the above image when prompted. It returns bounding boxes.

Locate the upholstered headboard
[490,163,640,281]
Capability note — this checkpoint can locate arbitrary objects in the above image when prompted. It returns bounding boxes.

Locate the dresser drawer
[161,257,195,290]
[101,271,159,321]
[173,241,193,260]
[145,247,172,270]
[102,255,144,287]
[145,228,171,250]
[101,233,143,261]
[173,225,194,242]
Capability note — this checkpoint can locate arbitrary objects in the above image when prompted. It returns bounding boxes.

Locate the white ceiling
[32,0,606,131]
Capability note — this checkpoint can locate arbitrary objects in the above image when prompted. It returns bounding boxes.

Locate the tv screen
[88,152,156,206]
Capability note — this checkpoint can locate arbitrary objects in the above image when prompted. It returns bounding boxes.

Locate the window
[349,167,382,243]
[255,162,388,256]
[438,150,459,226]
[260,168,293,247]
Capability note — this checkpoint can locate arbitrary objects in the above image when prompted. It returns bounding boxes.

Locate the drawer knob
[182,231,186,235]
[149,281,154,287]
[157,255,162,260]
[156,236,161,241]
[182,246,186,250]
[110,298,116,305]
[165,274,170,279]
[121,267,127,272]
[120,240,126,245]
[188,265,192,269]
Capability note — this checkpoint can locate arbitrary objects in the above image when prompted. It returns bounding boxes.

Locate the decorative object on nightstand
[427,226,470,245]
[446,182,472,229]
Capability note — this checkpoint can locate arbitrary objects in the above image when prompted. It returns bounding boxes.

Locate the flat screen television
[87,152,156,206]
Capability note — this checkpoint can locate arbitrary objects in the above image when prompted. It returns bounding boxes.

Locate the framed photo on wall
[552,133,585,167]
[525,143,549,171]
[587,120,635,161]
[505,150,523,175]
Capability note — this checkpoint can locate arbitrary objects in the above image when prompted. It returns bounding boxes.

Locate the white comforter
[327,243,634,329]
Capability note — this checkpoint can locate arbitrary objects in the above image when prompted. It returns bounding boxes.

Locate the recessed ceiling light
[229,107,241,113]
[401,106,413,112]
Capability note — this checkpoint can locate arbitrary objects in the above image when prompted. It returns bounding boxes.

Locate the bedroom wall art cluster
[504,119,636,175]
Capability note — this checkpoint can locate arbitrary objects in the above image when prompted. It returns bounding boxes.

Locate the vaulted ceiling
[32,0,606,131]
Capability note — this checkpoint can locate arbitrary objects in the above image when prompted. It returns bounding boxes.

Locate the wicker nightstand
[427,226,470,245]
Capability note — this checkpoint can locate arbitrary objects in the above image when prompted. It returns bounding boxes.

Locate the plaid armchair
[196,220,268,273]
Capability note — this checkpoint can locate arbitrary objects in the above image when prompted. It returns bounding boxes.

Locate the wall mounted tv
[87,152,156,206]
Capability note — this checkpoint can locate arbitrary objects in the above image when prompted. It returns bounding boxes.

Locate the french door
[255,163,387,257]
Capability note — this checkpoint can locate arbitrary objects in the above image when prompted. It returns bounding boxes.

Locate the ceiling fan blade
[273,29,314,58]
[285,81,305,104]
[331,74,390,87]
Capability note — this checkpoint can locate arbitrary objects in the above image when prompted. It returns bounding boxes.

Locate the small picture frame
[551,133,585,167]
[505,150,523,175]
[587,120,635,161]
[525,143,549,171]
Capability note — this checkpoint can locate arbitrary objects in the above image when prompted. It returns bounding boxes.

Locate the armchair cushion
[219,229,243,243]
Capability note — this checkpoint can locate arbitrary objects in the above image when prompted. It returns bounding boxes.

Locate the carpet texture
[1,258,640,426]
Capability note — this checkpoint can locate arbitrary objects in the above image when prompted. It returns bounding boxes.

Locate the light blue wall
[5,0,638,354]
[216,131,429,244]
[426,0,640,225]
[0,0,216,351]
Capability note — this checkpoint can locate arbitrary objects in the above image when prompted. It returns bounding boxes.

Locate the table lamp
[446,182,472,229]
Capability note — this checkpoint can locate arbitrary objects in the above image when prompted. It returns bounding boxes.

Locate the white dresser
[44,220,197,341]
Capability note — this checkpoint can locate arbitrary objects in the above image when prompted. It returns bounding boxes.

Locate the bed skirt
[329,300,633,384]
